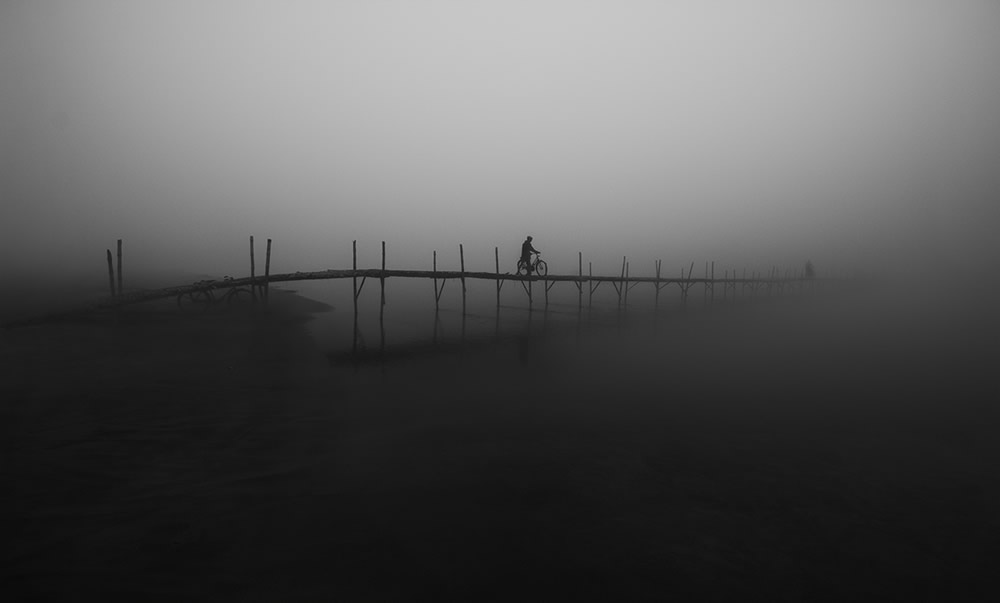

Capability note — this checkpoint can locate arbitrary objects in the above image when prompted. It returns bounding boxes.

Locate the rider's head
[526,236,533,241]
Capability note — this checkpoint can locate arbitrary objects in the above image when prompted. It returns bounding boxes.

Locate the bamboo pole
[249,236,256,302]
[106,249,115,299]
[544,270,549,308]
[622,262,629,310]
[703,261,708,306]
[617,256,626,308]
[433,250,438,310]
[353,240,358,320]
[588,262,594,310]
[578,252,583,312]
[116,239,122,296]
[655,259,661,311]
[264,238,272,303]
[495,246,501,313]
[380,240,386,354]
[459,243,466,316]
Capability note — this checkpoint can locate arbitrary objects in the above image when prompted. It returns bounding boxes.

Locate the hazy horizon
[3,1,999,285]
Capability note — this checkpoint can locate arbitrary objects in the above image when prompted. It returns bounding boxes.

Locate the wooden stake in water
[249,236,256,302]
[618,256,626,309]
[380,240,386,353]
[264,238,272,303]
[654,259,661,311]
[116,239,122,296]
[106,249,115,299]
[703,261,709,306]
[352,240,358,320]
[578,252,583,312]
[495,247,501,313]
[459,243,466,316]
[433,250,439,311]
[589,262,594,310]
[624,261,630,309]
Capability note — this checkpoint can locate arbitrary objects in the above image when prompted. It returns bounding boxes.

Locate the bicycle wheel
[516,259,529,276]
[534,260,548,277]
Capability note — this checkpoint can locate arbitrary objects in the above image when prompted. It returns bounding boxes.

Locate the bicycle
[516,252,547,277]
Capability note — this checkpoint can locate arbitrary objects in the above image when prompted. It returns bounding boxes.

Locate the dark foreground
[2,283,998,601]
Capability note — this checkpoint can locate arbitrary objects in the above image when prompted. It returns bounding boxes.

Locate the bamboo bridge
[5,236,827,329]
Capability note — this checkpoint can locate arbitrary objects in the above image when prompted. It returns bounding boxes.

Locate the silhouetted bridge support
[4,236,831,332]
[178,237,820,311]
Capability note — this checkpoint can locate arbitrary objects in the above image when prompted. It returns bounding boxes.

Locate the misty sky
[2,1,999,280]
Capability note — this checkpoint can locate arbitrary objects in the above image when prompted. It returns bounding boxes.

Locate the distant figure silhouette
[520,236,540,275]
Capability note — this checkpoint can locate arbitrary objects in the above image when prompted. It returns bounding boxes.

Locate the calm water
[285,274,997,421]
[6,275,997,599]
[272,276,999,599]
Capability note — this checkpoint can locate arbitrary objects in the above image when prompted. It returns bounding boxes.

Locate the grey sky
[2,0,999,280]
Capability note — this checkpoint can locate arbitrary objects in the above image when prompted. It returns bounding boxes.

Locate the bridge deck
[4,267,806,328]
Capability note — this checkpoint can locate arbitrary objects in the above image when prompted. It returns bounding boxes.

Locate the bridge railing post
[460,243,466,316]
[495,247,501,314]
[352,240,358,320]
[106,249,115,299]
[654,259,661,311]
[250,235,256,302]
[264,238,272,304]
[116,239,123,296]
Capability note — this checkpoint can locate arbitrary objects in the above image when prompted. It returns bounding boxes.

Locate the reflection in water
[334,302,567,367]
[328,279,849,369]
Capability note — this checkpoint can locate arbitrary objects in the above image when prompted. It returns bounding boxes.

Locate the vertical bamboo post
[352,240,358,320]
[703,261,708,306]
[459,244,466,316]
[618,256,626,309]
[380,241,386,354]
[544,268,549,309]
[264,238,272,304]
[578,252,583,312]
[106,249,115,299]
[623,261,630,309]
[249,236,256,302]
[655,259,661,311]
[588,262,594,310]
[681,268,691,306]
[495,247,501,313]
[380,241,386,313]
[711,261,715,305]
[116,239,122,296]
[433,251,438,310]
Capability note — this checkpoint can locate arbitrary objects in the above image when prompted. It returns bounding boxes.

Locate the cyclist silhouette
[520,236,540,274]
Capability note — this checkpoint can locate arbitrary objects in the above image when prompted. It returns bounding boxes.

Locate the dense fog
[2,1,999,286]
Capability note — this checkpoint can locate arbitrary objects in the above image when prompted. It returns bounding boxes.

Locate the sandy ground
[2,283,999,601]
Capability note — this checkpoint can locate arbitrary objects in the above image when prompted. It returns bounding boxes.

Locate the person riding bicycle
[520,236,540,274]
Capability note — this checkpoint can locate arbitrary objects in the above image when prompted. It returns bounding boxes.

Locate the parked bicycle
[516,252,547,277]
